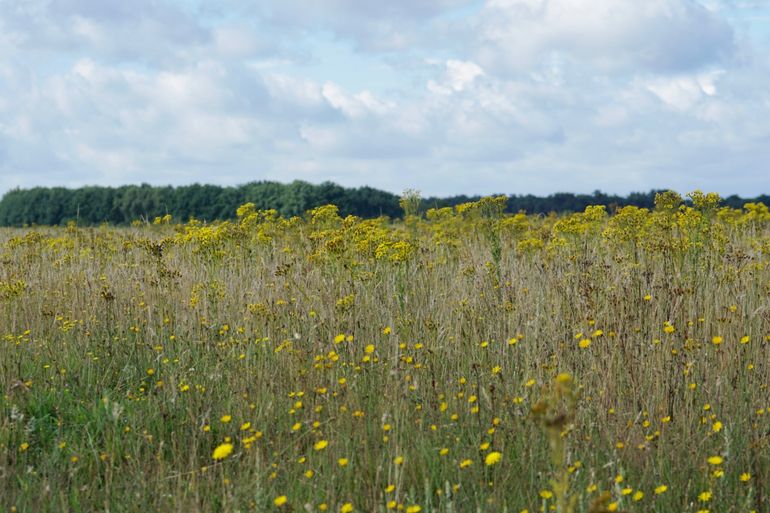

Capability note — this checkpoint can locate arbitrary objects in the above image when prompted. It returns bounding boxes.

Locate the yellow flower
[314,440,328,451]
[485,451,502,466]
[539,490,553,499]
[220,415,232,423]
[394,456,404,465]
[632,491,644,501]
[711,336,723,345]
[340,502,354,513]
[707,456,723,465]
[578,339,591,349]
[654,485,668,494]
[212,443,234,460]
[740,472,751,482]
[711,421,722,432]
[698,490,712,502]
[338,458,349,467]
[274,496,288,507]
[740,335,750,344]
[406,506,421,513]
[459,459,473,469]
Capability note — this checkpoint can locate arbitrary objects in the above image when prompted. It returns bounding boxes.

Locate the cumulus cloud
[645,70,724,111]
[232,0,473,51]
[474,0,734,73]
[0,0,769,197]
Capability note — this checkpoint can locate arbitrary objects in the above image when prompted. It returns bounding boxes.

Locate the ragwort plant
[0,190,768,513]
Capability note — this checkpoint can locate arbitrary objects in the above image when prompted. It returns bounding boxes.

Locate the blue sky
[1,0,769,197]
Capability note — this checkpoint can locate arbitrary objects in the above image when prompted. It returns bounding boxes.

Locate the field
[1,192,769,513]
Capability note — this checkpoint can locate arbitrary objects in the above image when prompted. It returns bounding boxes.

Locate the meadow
[1,191,768,513]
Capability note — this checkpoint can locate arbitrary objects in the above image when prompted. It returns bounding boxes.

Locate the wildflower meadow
[1,191,768,512]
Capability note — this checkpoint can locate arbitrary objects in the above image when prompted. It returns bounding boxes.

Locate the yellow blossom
[485,451,502,466]
[212,443,234,460]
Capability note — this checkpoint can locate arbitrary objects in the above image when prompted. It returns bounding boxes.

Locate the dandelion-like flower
[484,451,502,466]
[212,443,233,460]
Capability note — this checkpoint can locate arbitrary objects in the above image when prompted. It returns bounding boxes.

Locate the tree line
[0,180,767,226]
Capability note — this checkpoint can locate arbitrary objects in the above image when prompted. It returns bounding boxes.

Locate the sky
[1,0,769,197]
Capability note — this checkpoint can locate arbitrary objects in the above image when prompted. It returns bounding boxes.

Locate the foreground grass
[1,193,769,512]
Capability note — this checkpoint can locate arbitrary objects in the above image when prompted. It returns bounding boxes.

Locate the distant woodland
[0,180,767,226]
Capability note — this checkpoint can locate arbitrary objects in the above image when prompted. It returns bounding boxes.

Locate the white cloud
[646,70,724,111]
[322,82,394,118]
[428,60,485,94]
[475,0,734,74]
[1,0,770,198]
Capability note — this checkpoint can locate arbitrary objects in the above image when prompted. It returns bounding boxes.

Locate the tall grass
[1,193,768,512]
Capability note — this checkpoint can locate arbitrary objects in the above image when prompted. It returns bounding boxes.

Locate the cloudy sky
[1,0,769,197]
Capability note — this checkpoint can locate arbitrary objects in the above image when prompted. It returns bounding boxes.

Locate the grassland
[1,192,769,513]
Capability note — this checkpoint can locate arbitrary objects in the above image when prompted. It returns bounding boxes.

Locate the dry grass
[1,194,769,513]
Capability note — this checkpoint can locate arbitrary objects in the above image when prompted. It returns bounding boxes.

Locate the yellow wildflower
[485,451,502,466]
[212,443,234,460]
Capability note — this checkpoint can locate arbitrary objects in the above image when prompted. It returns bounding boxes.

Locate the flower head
[212,443,234,460]
[485,451,502,466]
